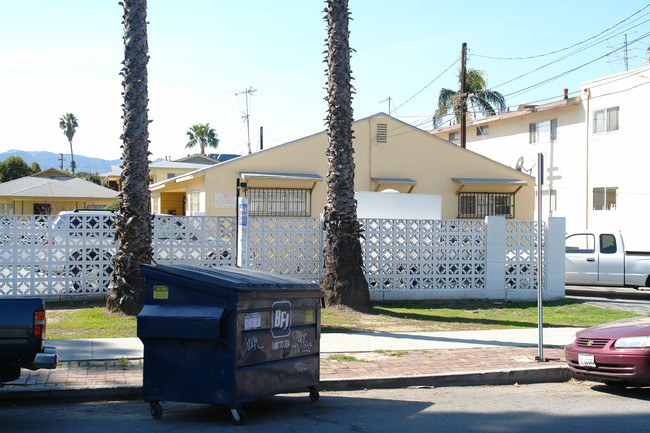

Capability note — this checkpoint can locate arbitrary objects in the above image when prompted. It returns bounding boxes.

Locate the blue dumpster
[137,263,324,424]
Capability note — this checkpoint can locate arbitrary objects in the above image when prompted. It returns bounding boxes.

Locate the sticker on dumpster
[305,310,314,323]
[244,312,261,330]
[153,285,169,300]
[271,301,291,338]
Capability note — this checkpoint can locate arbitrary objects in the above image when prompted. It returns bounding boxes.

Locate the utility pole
[460,42,467,149]
[236,87,256,154]
[59,153,64,171]
[260,126,264,150]
[379,96,392,115]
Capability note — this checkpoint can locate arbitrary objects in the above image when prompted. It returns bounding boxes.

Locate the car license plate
[578,353,596,367]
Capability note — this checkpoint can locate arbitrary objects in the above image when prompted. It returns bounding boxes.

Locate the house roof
[0,172,119,199]
[149,112,534,192]
[430,96,582,134]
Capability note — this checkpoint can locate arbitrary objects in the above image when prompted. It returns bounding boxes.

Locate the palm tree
[106,0,152,316]
[433,68,506,128]
[320,0,371,311]
[185,123,219,155]
[59,113,78,173]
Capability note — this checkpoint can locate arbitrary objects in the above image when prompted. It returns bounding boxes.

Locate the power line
[472,3,650,60]
[391,58,459,114]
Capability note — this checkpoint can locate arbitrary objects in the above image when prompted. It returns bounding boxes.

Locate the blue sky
[1,1,649,164]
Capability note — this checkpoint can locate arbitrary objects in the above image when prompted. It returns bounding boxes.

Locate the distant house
[149,113,535,220]
[430,66,650,245]
[0,168,118,215]
[100,154,224,191]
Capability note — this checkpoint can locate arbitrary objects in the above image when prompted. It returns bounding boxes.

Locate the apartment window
[458,192,514,219]
[529,119,557,143]
[593,107,619,134]
[449,131,459,142]
[476,125,489,136]
[593,187,617,210]
[247,187,311,217]
[188,190,200,214]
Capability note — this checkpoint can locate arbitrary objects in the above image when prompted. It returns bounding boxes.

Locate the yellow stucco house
[150,113,535,220]
[0,169,118,215]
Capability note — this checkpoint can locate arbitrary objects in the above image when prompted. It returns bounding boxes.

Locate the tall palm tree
[320,0,371,311]
[106,0,152,316]
[185,123,219,155]
[433,68,506,128]
[59,113,78,173]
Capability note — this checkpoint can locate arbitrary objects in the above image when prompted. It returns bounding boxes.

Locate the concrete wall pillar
[485,216,506,298]
[544,217,566,300]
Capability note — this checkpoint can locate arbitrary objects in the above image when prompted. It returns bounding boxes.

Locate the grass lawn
[45,298,641,340]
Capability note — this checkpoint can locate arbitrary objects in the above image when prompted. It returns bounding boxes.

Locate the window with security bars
[458,192,514,219]
[246,187,311,216]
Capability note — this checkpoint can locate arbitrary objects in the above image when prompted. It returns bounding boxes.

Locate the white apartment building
[431,66,650,249]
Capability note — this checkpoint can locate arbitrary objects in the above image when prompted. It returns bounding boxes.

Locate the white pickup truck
[565,231,650,288]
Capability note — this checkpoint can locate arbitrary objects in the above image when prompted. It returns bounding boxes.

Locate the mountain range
[1,149,123,174]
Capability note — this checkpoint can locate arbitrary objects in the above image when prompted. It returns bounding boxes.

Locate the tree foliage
[75,171,102,185]
[185,123,219,155]
[433,68,506,128]
[59,113,79,173]
[320,0,371,311]
[0,156,35,183]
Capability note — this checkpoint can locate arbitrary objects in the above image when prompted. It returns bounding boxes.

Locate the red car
[565,316,650,387]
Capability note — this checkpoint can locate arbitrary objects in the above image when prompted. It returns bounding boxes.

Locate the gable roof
[0,173,118,199]
[149,112,534,191]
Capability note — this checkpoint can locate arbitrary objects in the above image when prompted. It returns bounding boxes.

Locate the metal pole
[460,42,467,149]
[537,152,544,361]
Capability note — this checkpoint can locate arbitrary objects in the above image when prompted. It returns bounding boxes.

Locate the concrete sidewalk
[0,328,579,403]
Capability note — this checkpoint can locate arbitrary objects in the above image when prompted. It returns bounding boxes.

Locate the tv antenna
[235,87,257,154]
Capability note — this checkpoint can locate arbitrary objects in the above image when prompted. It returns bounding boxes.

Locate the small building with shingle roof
[0,168,118,215]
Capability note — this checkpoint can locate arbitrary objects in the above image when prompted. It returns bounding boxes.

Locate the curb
[0,366,573,404]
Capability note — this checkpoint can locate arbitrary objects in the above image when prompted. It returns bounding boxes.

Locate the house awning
[451,178,528,195]
[371,177,417,193]
[240,172,323,189]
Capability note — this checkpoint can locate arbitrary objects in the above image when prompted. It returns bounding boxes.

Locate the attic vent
[376,123,388,143]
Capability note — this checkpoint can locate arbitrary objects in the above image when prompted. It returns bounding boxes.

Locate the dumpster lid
[140,263,321,291]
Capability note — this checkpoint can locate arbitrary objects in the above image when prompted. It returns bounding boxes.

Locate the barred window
[458,192,514,219]
[246,188,311,217]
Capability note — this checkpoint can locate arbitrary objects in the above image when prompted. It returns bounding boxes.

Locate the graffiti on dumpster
[244,336,264,352]
[292,330,313,354]
[293,361,310,373]
[271,301,291,338]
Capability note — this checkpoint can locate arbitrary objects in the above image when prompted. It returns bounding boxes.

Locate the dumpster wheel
[230,408,247,425]
[309,387,320,402]
[149,401,163,419]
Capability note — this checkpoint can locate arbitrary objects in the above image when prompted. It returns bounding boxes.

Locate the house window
[529,119,557,143]
[458,192,514,219]
[247,187,311,217]
[449,131,459,142]
[0,202,14,214]
[376,123,388,143]
[593,187,617,210]
[188,190,200,214]
[476,125,489,136]
[167,173,181,179]
[593,107,619,134]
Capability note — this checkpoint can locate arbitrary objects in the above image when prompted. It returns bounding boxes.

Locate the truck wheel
[0,366,21,383]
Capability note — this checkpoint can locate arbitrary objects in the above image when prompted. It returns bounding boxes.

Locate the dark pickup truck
[0,299,58,386]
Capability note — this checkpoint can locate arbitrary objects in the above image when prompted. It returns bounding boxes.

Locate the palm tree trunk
[106,0,152,316]
[320,0,371,311]
[68,139,76,173]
